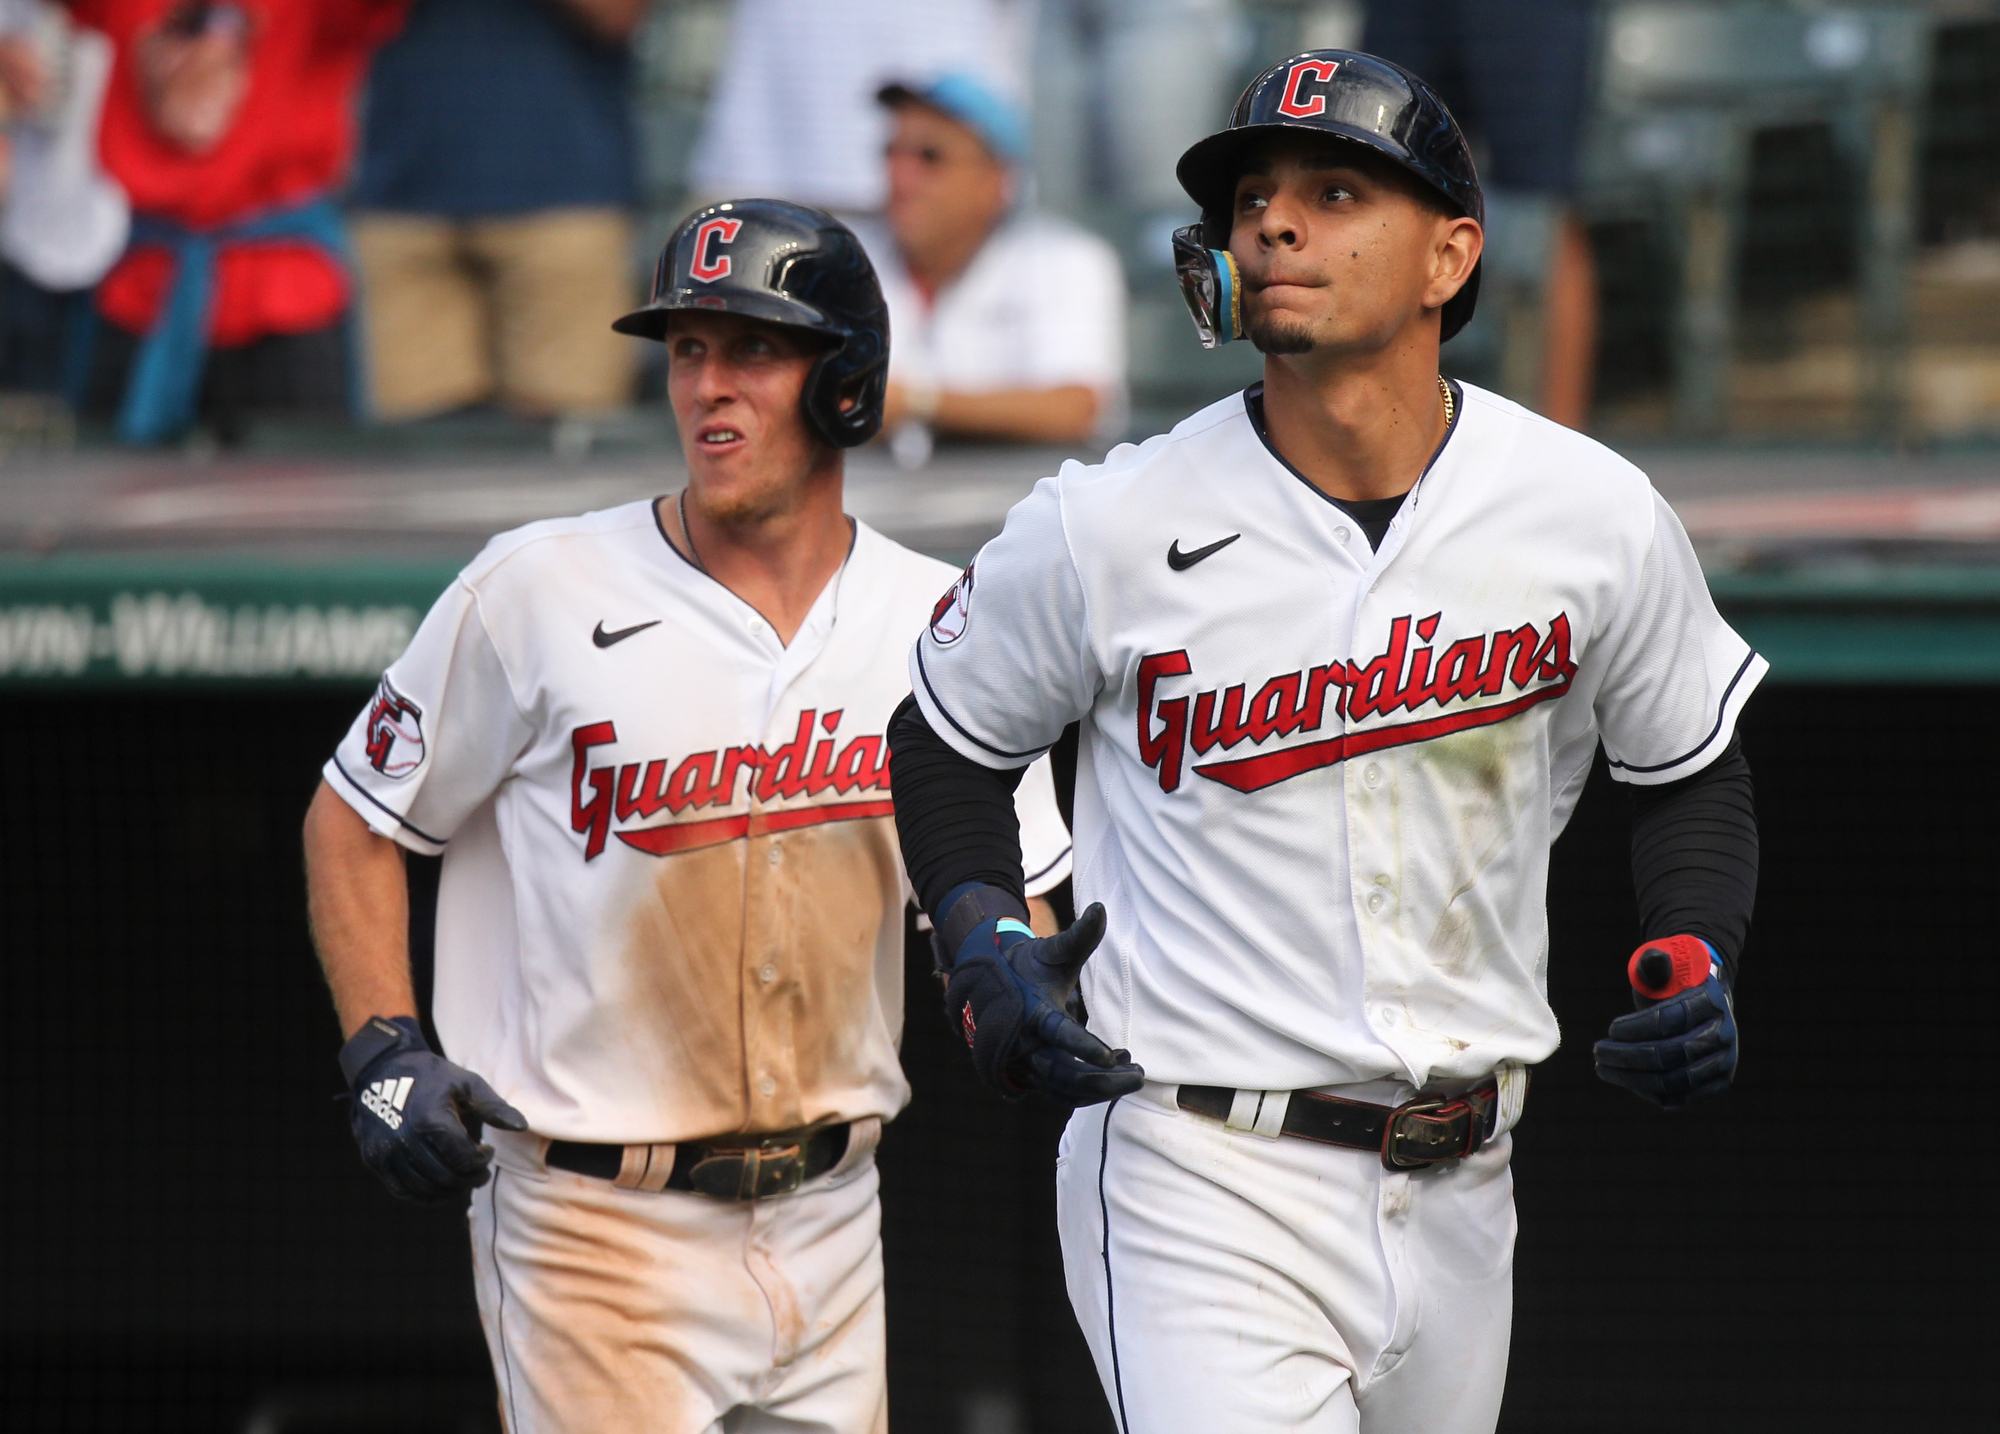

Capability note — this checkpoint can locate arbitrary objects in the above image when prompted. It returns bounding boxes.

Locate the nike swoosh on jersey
[1167,533,1242,570]
[593,619,662,649]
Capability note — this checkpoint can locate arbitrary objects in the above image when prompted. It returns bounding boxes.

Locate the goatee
[1248,312,1315,355]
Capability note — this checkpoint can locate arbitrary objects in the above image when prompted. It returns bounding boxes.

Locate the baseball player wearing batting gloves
[890,53,1761,1434]
[303,199,1071,1434]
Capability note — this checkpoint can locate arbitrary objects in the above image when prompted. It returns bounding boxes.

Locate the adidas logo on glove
[360,1075,415,1130]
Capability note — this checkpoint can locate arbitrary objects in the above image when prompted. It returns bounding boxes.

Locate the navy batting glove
[1593,936,1738,1109]
[339,1015,528,1205]
[938,886,1144,1106]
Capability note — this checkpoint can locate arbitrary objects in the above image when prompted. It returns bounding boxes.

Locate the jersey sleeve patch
[928,562,975,646]
[363,675,427,779]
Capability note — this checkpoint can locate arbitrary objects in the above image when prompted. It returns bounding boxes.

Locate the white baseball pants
[471,1126,888,1434]
[1057,1081,1516,1434]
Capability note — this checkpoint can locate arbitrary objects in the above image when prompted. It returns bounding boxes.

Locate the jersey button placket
[1346,743,1404,1050]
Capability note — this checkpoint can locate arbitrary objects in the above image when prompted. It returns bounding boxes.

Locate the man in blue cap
[864,73,1127,457]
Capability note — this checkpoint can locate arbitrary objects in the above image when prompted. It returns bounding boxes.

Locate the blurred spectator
[1364,0,1599,428]
[75,0,406,444]
[0,0,127,398]
[690,0,1024,215]
[349,0,649,421]
[1031,0,1245,227]
[858,74,1125,459]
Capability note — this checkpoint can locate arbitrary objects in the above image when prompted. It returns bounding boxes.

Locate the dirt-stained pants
[472,1126,887,1434]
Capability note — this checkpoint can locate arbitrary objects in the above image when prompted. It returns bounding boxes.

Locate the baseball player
[889,53,1761,1433]
[302,198,1072,1434]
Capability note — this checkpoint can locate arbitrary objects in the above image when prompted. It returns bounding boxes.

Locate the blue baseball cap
[878,72,1030,166]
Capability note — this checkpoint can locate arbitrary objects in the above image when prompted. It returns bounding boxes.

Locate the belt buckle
[688,1139,807,1200]
[1381,1093,1473,1172]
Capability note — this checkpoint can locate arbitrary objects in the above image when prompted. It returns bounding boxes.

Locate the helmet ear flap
[1172,223,1244,350]
[803,341,888,448]
[1199,205,1230,252]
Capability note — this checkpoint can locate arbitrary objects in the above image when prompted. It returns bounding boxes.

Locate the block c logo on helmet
[1276,58,1341,118]
[690,217,744,283]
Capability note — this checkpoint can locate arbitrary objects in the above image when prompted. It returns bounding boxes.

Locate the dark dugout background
[0,687,1987,1432]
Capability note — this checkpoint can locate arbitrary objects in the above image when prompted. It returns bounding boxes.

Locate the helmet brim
[610,289,839,343]
[1177,121,1475,223]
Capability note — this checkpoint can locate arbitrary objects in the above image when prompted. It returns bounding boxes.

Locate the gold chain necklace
[1438,374,1455,427]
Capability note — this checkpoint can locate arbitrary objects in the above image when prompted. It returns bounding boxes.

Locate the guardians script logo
[364,676,425,778]
[1138,611,1576,793]
[569,708,892,860]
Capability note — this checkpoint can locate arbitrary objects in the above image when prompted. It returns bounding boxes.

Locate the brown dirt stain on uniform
[620,840,754,1135]
[1414,724,1528,979]
[762,816,902,1121]
[619,814,903,1139]
[493,1181,725,1432]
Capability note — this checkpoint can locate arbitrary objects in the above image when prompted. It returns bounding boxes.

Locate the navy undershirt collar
[1244,378,1465,551]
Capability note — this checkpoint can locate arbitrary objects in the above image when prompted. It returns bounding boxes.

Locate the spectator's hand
[0,35,50,119]
[556,0,652,44]
[880,379,944,442]
[881,381,909,434]
[138,3,252,154]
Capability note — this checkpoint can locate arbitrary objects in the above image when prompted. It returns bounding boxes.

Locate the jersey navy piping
[916,639,1051,763]
[330,753,447,848]
[652,493,705,576]
[1098,1099,1131,1434]
[1607,649,1761,776]
[1026,844,1074,888]
[650,493,862,630]
[1241,377,1463,521]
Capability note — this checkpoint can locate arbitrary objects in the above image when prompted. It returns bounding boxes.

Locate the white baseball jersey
[911,383,1765,1093]
[327,500,1071,1145]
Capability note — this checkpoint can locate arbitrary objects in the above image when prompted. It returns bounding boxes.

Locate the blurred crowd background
[0,0,1995,461]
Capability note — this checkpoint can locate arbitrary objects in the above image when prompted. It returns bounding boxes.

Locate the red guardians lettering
[1136,612,1576,794]
[569,708,892,861]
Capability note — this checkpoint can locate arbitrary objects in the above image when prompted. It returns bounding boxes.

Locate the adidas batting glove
[339,1015,528,1205]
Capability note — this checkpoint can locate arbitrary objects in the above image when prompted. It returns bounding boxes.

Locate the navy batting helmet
[614,199,890,448]
[1171,51,1483,347]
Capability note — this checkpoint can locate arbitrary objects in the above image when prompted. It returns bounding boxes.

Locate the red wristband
[1627,935,1714,1000]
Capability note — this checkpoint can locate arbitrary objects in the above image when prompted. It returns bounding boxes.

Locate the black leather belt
[546,1122,850,1200]
[1177,1082,1506,1171]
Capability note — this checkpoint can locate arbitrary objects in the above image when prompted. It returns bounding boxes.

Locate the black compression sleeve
[888,694,1027,917]
[1626,732,1758,983]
